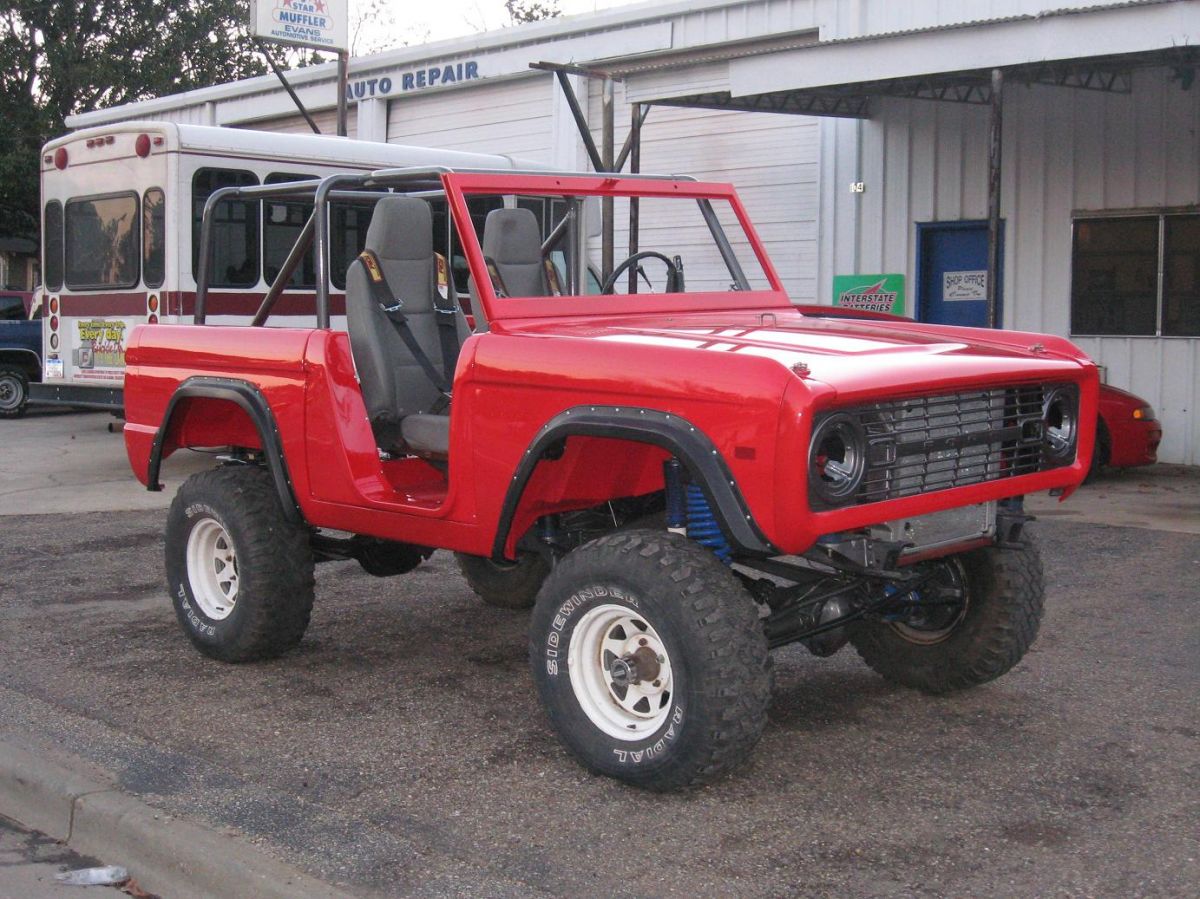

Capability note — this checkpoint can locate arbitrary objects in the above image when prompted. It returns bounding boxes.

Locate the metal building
[69,0,1200,463]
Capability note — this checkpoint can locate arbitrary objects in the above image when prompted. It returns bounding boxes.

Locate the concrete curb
[0,740,349,898]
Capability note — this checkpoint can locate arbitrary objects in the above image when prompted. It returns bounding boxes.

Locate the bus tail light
[136,134,151,158]
[54,148,68,169]
[48,296,58,314]
[50,334,59,350]
[50,315,58,331]
[147,314,159,325]
[147,294,159,312]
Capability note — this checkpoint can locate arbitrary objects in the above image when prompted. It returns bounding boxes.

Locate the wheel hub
[609,645,662,687]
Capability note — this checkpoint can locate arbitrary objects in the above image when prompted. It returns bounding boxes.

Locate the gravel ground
[0,511,1197,897]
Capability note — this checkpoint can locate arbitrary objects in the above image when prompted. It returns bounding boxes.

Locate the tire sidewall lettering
[171,503,237,641]
[541,581,685,767]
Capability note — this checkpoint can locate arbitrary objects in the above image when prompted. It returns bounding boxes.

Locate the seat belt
[433,252,461,386]
[357,250,451,410]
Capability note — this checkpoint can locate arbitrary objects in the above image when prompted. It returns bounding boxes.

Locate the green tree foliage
[0,0,266,239]
[505,0,561,25]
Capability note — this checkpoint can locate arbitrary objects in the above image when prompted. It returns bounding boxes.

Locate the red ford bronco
[123,168,1097,790]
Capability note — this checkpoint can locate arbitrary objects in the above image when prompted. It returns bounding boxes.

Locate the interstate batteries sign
[251,0,347,52]
[832,274,906,315]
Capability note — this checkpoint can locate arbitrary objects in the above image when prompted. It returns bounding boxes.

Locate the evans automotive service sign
[251,0,347,52]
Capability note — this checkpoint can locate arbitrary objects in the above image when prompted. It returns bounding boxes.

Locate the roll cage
[192,166,788,329]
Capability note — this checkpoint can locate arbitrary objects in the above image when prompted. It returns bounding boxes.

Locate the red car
[794,306,1160,476]
[122,170,1098,790]
[1093,384,1161,474]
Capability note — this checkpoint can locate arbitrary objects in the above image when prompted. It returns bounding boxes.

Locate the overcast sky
[348,0,644,53]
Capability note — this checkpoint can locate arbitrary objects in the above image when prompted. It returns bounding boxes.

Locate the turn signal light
[147,294,159,312]
[49,296,58,314]
[1133,406,1155,421]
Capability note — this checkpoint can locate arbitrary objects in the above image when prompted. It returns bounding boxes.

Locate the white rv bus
[35,122,539,410]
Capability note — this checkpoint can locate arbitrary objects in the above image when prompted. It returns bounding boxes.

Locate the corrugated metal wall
[592,82,820,299]
[836,66,1200,463]
[386,75,556,162]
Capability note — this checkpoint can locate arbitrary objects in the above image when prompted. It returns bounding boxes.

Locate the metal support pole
[627,103,643,294]
[614,104,649,173]
[986,68,1004,329]
[252,212,315,326]
[552,70,605,172]
[602,77,615,280]
[336,51,349,137]
[258,41,321,134]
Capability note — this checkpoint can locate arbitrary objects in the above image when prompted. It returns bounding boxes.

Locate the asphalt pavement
[0,412,1197,897]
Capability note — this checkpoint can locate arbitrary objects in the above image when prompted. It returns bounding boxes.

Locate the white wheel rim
[186,518,239,621]
[568,603,675,741]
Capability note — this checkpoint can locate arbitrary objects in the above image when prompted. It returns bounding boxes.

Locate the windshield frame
[442,173,790,324]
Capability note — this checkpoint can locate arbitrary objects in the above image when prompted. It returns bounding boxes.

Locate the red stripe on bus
[58,293,147,316]
[171,291,348,317]
[57,291,347,318]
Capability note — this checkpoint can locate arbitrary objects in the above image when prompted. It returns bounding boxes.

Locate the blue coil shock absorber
[685,483,733,564]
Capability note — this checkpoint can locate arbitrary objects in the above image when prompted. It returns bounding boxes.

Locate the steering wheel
[601,251,684,294]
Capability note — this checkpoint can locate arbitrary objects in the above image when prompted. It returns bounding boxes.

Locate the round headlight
[809,412,867,506]
[1043,388,1078,462]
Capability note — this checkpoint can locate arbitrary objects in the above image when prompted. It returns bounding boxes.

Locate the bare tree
[505,0,562,25]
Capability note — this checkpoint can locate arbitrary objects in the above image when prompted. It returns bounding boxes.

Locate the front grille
[815,384,1074,506]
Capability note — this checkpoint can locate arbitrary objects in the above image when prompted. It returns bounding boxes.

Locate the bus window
[44,201,63,292]
[65,193,139,290]
[264,172,317,288]
[143,188,165,288]
[330,205,373,291]
[192,169,259,288]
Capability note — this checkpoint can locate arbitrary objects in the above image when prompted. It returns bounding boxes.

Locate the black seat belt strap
[357,251,451,407]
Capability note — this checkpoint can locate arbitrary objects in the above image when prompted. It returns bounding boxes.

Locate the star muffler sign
[251,0,347,52]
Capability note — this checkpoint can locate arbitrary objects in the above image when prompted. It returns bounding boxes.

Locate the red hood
[506,308,1093,401]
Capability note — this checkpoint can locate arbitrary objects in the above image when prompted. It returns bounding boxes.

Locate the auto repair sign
[251,0,347,52]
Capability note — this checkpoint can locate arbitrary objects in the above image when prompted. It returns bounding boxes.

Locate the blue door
[917,221,1003,327]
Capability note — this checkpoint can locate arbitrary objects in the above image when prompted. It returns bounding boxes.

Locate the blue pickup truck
[0,292,39,418]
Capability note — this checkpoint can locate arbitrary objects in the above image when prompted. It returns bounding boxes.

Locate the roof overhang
[647,0,1199,118]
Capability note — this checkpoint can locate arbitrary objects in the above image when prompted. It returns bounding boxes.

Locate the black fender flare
[147,377,301,523]
[492,405,776,560]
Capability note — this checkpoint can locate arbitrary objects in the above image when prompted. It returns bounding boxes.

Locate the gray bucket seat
[345,196,470,458]
[467,208,553,326]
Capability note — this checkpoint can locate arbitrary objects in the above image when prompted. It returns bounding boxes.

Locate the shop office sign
[250,0,347,52]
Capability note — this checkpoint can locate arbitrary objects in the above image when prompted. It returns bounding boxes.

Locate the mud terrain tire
[456,551,549,609]
[529,529,771,791]
[850,539,1044,694]
[166,466,314,662]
